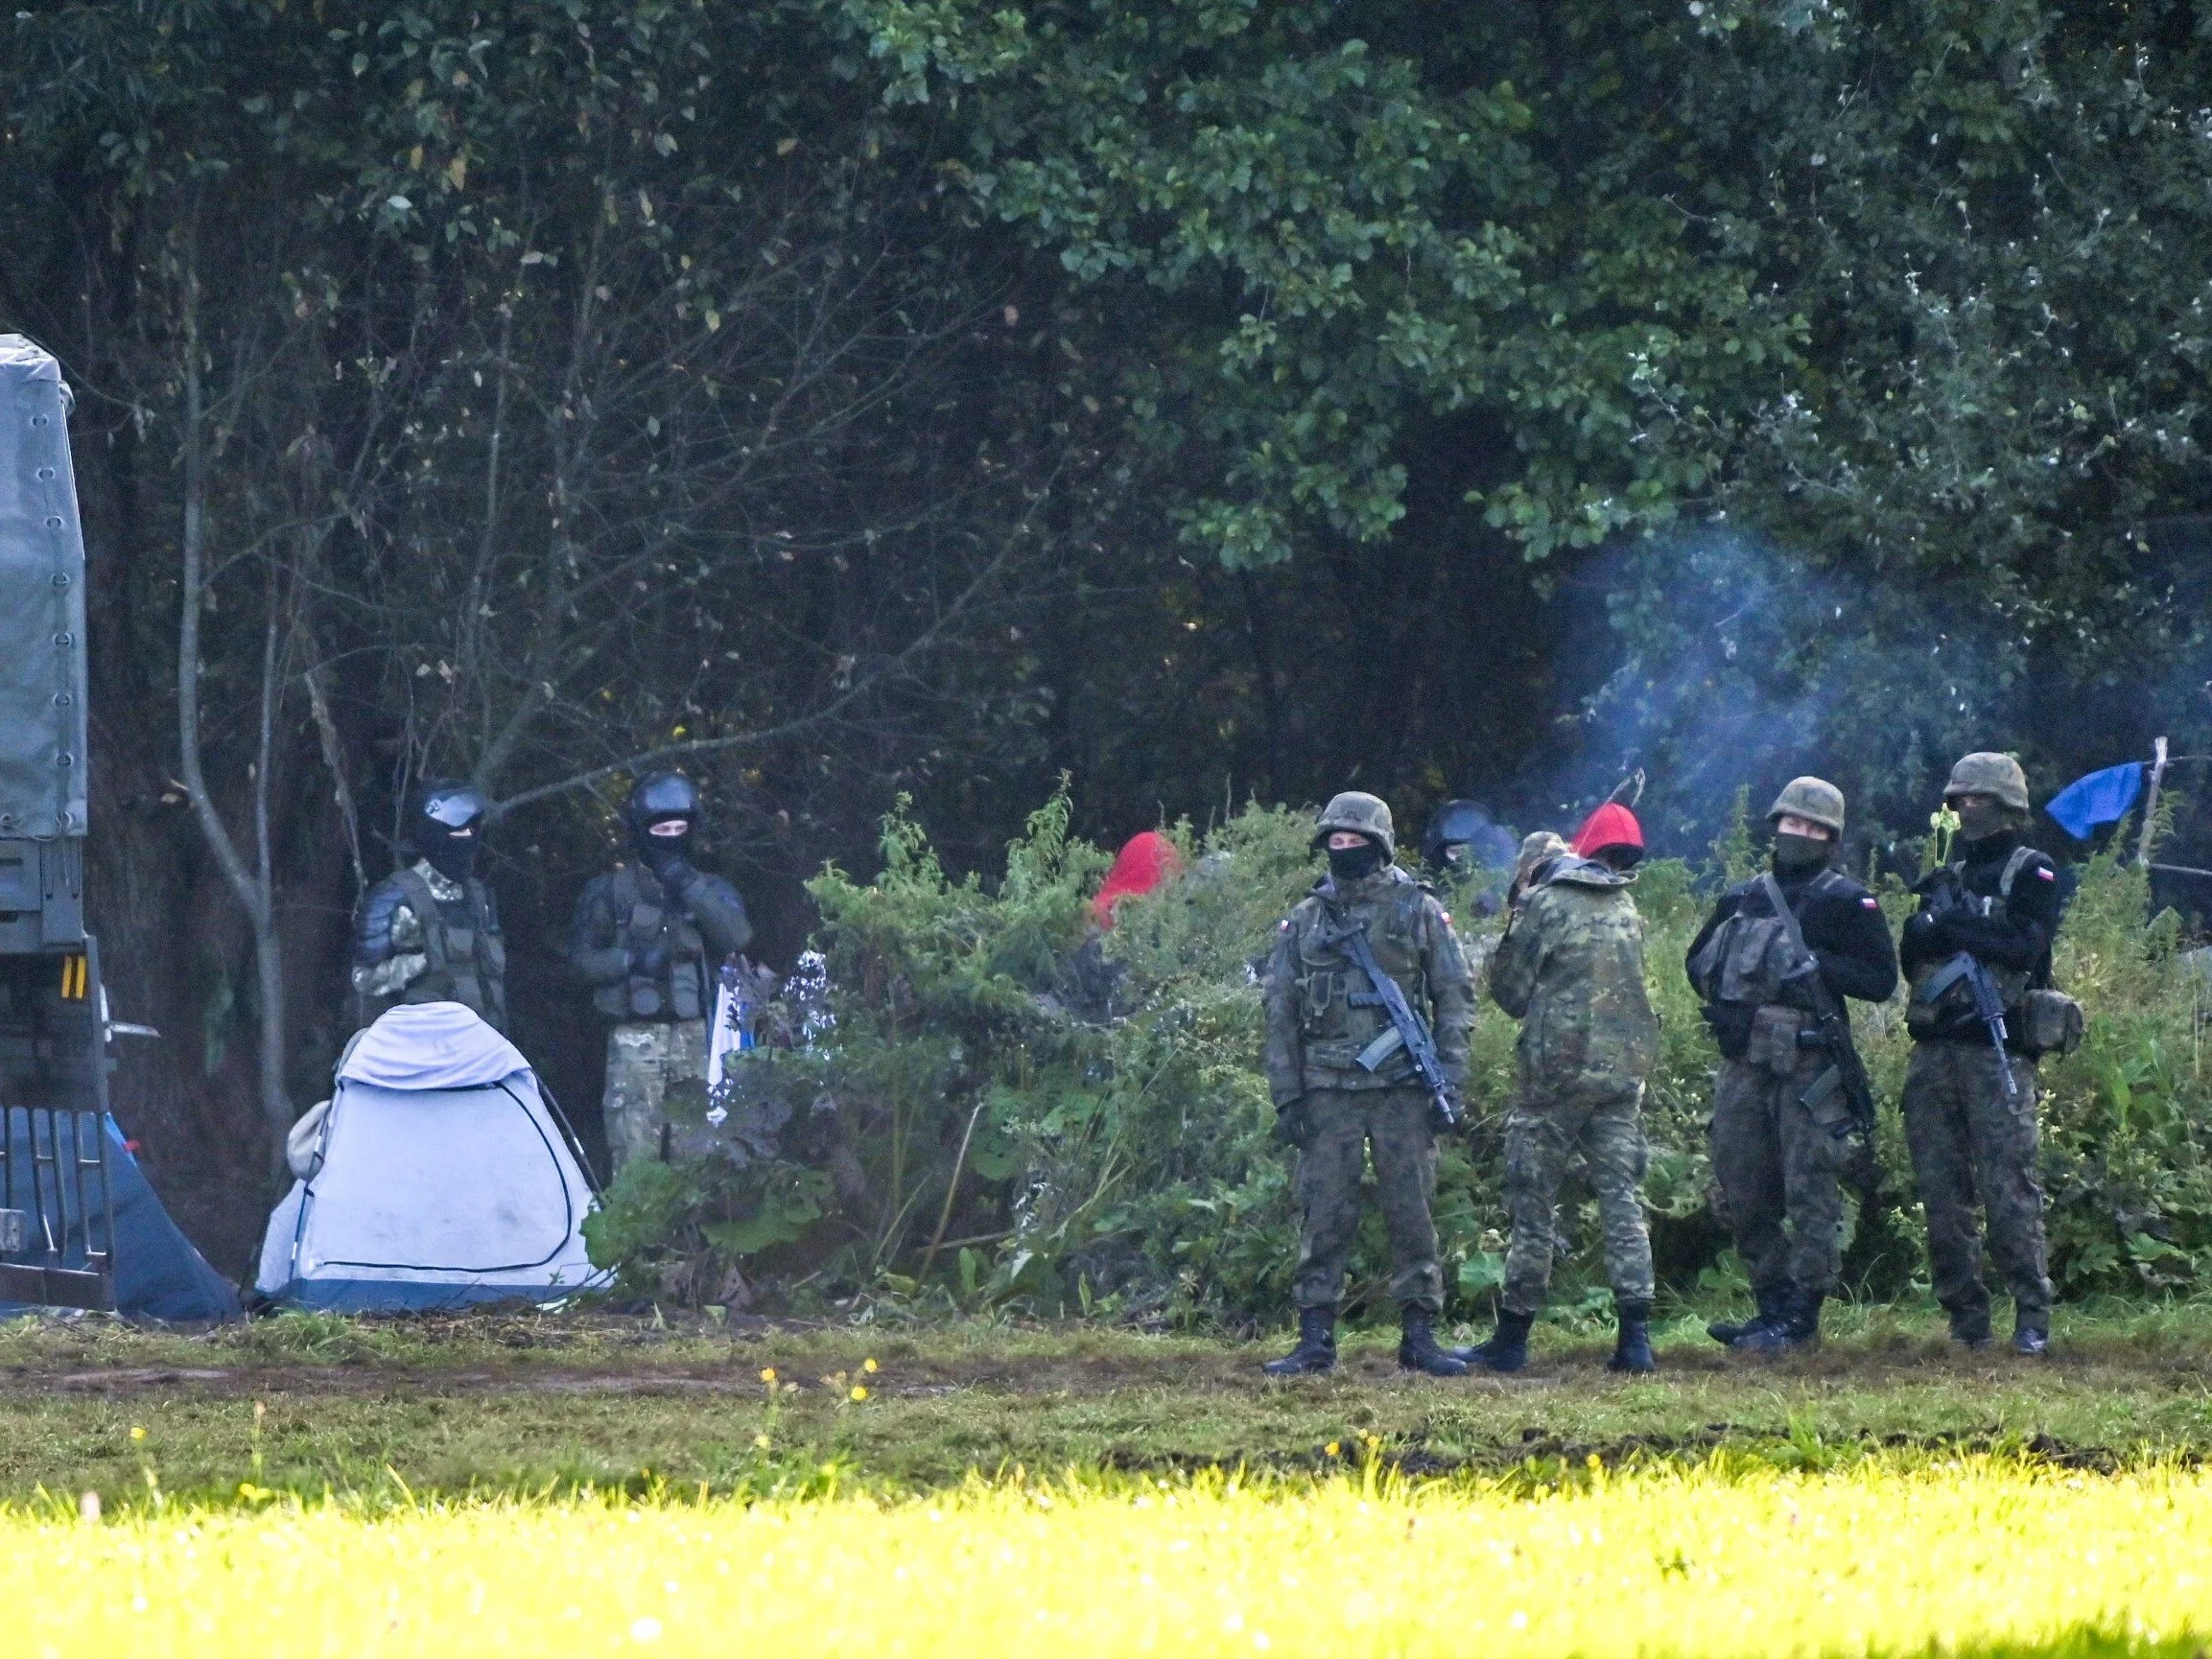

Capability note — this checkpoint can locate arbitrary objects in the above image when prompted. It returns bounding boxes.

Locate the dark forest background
[6,0,2212,1274]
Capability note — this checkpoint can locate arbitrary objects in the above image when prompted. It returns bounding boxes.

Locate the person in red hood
[1570,802,1645,872]
[1092,830,1184,928]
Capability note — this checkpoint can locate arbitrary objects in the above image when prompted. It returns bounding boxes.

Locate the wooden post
[2139,736,2170,866]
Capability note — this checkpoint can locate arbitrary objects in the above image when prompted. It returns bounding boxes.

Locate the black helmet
[416,781,487,832]
[1421,799,1516,874]
[626,771,700,830]
[410,780,486,879]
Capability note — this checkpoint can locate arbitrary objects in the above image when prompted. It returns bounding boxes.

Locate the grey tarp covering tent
[0,335,88,846]
[256,1004,606,1311]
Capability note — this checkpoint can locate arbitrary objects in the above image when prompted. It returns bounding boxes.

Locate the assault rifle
[1783,961,1878,1141]
[1328,920,1462,1133]
[1913,868,2022,1107]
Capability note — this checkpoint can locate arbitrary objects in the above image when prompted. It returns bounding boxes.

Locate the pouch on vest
[1690,911,1800,1007]
[1301,968,1341,1031]
[1744,1004,1808,1077]
[2018,988,2084,1057]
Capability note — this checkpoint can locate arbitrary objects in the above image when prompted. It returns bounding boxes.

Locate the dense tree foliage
[3,0,2209,1253]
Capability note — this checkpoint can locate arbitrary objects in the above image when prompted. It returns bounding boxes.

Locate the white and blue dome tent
[255,1003,607,1312]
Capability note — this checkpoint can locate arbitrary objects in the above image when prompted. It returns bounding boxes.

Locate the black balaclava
[1772,830,1834,874]
[628,772,702,866]
[1952,797,2012,847]
[1327,836,1388,884]
[414,783,486,883]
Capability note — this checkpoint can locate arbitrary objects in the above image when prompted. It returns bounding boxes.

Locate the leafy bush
[585,789,2212,1320]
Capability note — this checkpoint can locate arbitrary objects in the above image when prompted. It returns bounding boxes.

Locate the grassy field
[7,1305,2212,1655]
[7,1459,2212,1656]
[5,1302,2212,1504]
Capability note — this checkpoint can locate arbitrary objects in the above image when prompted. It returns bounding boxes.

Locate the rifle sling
[1758,873,1859,1132]
[1755,872,1819,977]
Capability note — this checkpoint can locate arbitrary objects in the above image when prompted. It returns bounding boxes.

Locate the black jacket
[1686,861,1897,1059]
[1686,862,1899,1004]
[1899,830,2060,1044]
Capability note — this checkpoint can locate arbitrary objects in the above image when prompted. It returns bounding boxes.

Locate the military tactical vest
[1289,876,1430,1074]
[1905,845,2039,1030]
[388,868,506,1030]
[594,865,711,1022]
[1689,870,1847,1010]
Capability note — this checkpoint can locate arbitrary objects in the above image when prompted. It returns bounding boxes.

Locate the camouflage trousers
[1290,1086,1443,1315]
[1709,1047,1851,1299]
[602,1018,710,1171]
[1501,1082,1654,1315]
[1901,1042,2052,1318]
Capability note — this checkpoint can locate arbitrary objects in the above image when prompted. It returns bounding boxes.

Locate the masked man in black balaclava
[352,781,509,1030]
[1259,791,1476,1378]
[1685,777,1897,1354]
[569,772,754,1169]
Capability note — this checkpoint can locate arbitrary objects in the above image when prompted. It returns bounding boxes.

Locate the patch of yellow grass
[8,1459,2209,1655]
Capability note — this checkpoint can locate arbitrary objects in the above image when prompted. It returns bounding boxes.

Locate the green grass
[6,1302,2212,1507]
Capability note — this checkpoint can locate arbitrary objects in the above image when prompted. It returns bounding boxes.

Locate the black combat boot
[1946,1302,1994,1349]
[2011,1311,2051,1357]
[1262,1307,1337,1376]
[1452,1309,1533,1373]
[1707,1283,1792,1347]
[1733,1286,1822,1354]
[1398,1308,1470,1377]
[1607,1299,1658,1374]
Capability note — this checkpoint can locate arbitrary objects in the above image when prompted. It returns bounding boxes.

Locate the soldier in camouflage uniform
[1685,778,1897,1354]
[571,773,753,1169]
[1458,807,1662,1374]
[1898,753,2063,1356]
[352,782,507,1031]
[1261,792,1477,1378]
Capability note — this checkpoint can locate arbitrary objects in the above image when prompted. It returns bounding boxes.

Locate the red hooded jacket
[1092,831,1184,927]
[1570,802,1645,863]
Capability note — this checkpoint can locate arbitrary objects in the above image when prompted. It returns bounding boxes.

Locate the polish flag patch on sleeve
[1862,897,1880,908]
[2037,867,2057,880]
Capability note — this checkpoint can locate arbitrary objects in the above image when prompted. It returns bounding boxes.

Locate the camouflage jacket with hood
[1263,864,1475,1105]
[1490,854,1659,1095]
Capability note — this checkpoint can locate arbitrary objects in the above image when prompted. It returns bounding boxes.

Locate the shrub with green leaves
[584,789,2212,1322]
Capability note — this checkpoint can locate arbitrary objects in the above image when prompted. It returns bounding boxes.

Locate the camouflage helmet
[1943,752,2030,813]
[1768,776,1846,836]
[1312,791,1396,859]
[1512,830,1570,890]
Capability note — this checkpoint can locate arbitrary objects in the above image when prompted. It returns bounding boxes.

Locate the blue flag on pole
[2045,762,2144,841]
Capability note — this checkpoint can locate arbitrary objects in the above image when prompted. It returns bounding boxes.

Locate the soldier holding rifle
[1899,753,2071,1356]
[1261,793,1476,1378]
[1686,778,1897,1354]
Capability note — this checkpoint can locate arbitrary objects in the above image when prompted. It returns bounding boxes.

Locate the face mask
[422,829,477,882]
[1327,841,1387,883]
[1952,800,2010,844]
[1773,831,1832,872]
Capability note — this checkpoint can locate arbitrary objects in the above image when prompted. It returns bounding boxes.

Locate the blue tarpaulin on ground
[2046,762,2145,841]
[0,1116,241,1323]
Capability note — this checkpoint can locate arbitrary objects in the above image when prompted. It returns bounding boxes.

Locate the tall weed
[586,791,2212,1320]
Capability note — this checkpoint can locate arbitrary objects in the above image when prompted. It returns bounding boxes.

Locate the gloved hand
[1271,1097,1312,1150]
[1901,908,1945,953]
[628,945,671,979]
[645,847,695,888]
